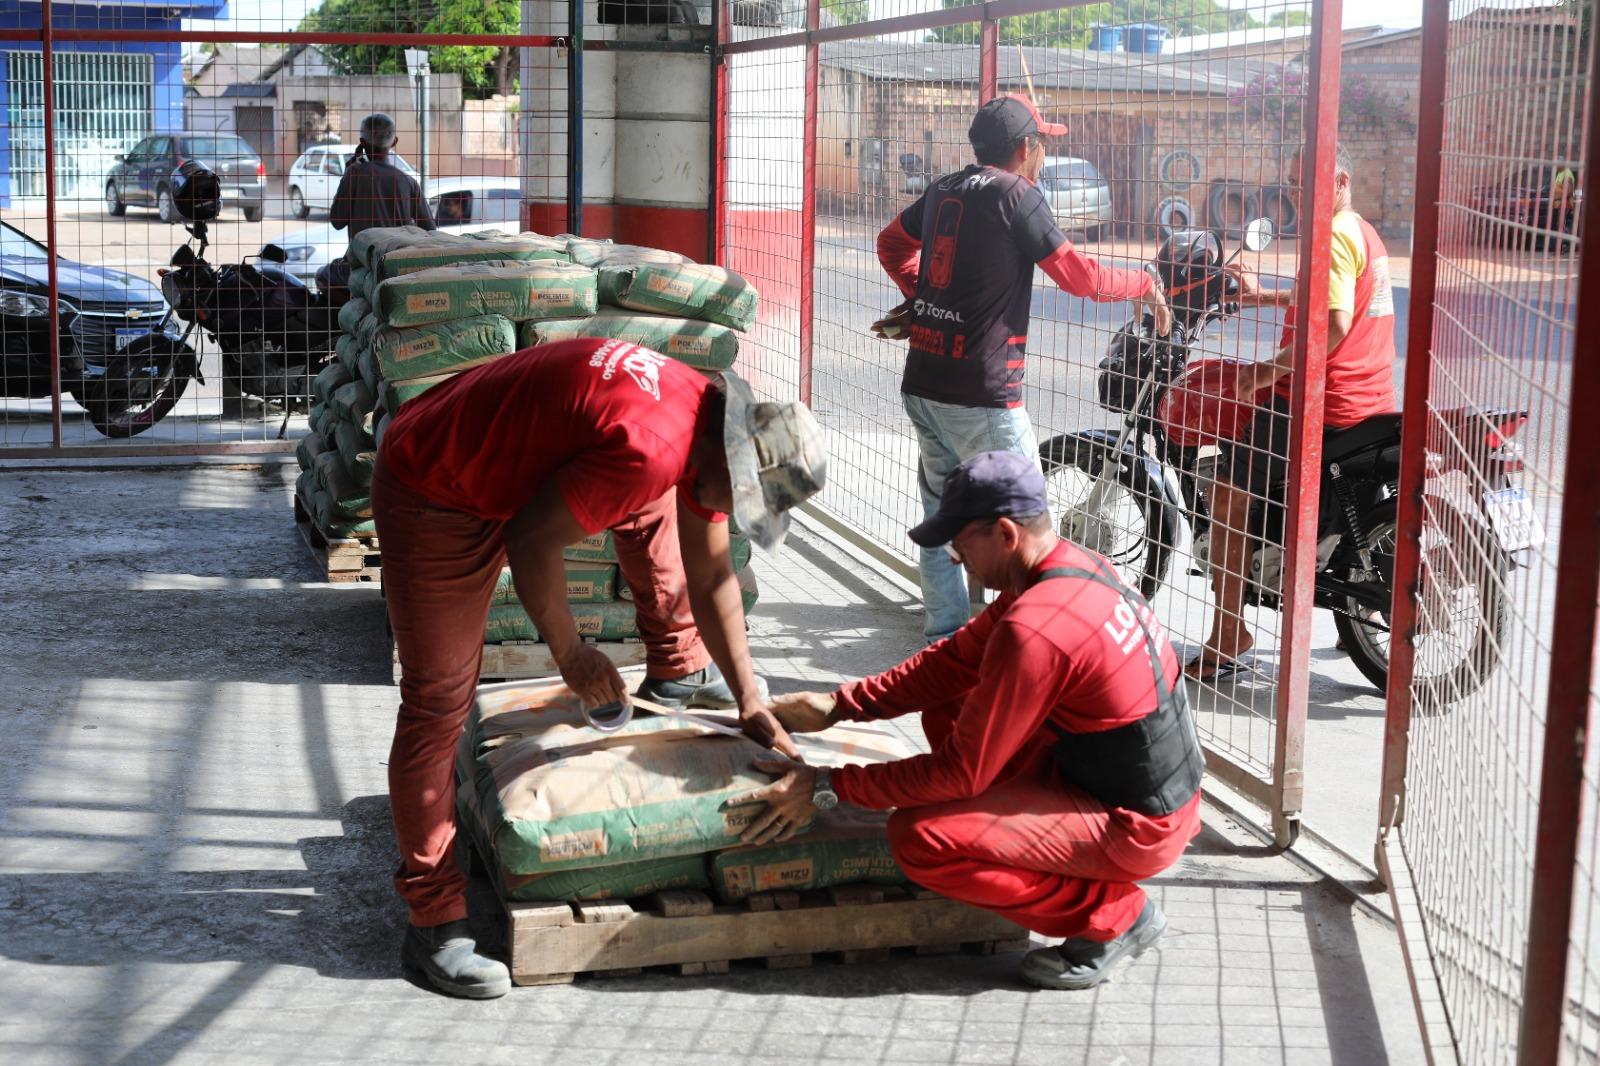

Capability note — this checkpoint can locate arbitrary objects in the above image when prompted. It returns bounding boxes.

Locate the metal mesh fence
[0,6,568,455]
[1381,0,1594,1060]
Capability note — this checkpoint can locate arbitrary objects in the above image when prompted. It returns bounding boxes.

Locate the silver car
[1040,156,1113,240]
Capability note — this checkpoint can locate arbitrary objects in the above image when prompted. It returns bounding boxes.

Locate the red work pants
[372,459,711,926]
[886,701,1199,942]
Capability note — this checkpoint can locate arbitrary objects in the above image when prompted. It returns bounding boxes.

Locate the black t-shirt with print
[898,165,1066,409]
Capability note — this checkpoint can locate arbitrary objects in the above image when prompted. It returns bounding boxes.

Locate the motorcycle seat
[1323,412,1403,464]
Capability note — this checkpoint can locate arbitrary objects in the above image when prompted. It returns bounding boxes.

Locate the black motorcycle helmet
[171,160,222,222]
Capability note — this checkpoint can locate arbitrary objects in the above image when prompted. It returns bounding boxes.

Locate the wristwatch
[812,769,839,811]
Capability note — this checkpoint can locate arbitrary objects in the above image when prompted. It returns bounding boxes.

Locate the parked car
[1039,155,1114,240]
[265,177,526,289]
[286,144,421,219]
[106,133,267,223]
[1470,163,1582,249]
[0,216,182,418]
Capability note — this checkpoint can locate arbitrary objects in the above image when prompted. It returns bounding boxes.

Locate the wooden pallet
[389,635,648,683]
[293,494,381,584]
[501,884,1029,986]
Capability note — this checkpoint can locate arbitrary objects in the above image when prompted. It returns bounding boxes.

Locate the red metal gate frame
[0,23,567,460]
[715,0,1341,847]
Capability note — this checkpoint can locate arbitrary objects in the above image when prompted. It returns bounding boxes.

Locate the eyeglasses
[944,518,997,565]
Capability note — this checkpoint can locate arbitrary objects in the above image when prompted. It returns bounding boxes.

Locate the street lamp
[404,48,431,195]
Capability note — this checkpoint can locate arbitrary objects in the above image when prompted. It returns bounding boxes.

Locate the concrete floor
[1,460,1425,1066]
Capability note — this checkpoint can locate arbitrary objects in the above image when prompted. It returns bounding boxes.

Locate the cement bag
[381,372,457,411]
[371,232,570,281]
[483,600,646,642]
[337,297,371,337]
[499,854,711,902]
[348,268,375,306]
[314,450,371,517]
[375,260,598,327]
[308,402,329,436]
[349,224,434,269]
[598,263,758,331]
[567,240,689,269]
[334,335,360,374]
[372,314,517,382]
[295,467,316,508]
[375,411,392,453]
[562,530,614,562]
[355,312,383,352]
[295,429,330,471]
[329,378,375,426]
[520,309,740,372]
[335,417,376,484]
[357,346,382,395]
[709,805,906,902]
[492,563,619,606]
[314,489,376,538]
[313,360,353,406]
[457,679,912,875]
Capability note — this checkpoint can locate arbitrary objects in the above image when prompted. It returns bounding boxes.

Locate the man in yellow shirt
[1189,143,1399,678]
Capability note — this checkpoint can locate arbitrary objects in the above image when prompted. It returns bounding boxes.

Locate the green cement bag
[519,309,740,372]
[314,489,376,538]
[295,429,329,472]
[493,563,619,606]
[357,346,382,395]
[371,232,571,282]
[499,854,711,902]
[487,582,755,642]
[380,372,456,410]
[295,468,316,508]
[561,530,614,562]
[708,804,906,902]
[348,268,375,306]
[329,378,375,426]
[308,402,330,436]
[334,335,360,375]
[314,450,371,517]
[337,297,371,337]
[375,260,598,327]
[457,679,912,875]
[312,360,353,406]
[374,412,392,453]
[567,240,690,269]
[349,225,434,269]
[356,312,383,352]
[598,263,758,331]
[371,314,517,382]
[335,418,376,484]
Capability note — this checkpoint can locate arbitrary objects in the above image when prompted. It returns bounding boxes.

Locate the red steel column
[710,0,728,266]
[1270,0,1342,846]
[798,0,818,406]
[979,17,998,104]
[41,1,61,446]
[1517,19,1600,1062]
[1377,0,1449,843]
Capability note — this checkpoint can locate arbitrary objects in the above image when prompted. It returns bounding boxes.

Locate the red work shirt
[381,338,718,530]
[829,539,1197,868]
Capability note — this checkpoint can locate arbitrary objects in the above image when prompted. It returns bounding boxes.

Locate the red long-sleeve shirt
[828,539,1196,865]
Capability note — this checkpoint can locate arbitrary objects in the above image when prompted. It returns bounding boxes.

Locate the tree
[823,0,870,25]
[301,0,520,99]
[929,0,1255,47]
[1266,10,1310,28]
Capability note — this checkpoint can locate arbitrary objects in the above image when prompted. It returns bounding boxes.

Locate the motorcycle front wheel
[1040,434,1177,600]
[1335,497,1508,708]
[69,335,192,438]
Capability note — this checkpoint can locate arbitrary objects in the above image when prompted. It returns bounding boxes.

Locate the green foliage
[301,0,520,99]
[1267,9,1310,28]
[824,0,870,25]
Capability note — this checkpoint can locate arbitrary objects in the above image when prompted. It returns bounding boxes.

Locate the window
[433,191,473,224]
[483,189,522,223]
[323,154,345,176]
[0,220,45,260]
[179,136,255,159]
[126,137,157,162]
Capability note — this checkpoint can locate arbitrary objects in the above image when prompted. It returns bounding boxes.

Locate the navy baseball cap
[908,450,1050,548]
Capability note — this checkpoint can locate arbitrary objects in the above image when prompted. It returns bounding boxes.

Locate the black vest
[1033,563,1204,816]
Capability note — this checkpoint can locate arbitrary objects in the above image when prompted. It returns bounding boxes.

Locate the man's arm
[503,478,630,708]
[876,215,922,298]
[413,181,437,231]
[1236,308,1352,397]
[329,171,356,232]
[675,497,799,758]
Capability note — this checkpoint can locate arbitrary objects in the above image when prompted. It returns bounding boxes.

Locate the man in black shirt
[316,114,436,299]
[874,94,1170,642]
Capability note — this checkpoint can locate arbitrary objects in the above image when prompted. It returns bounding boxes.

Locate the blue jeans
[902,394,1041,643]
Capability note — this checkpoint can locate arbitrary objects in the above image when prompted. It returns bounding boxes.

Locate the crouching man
[732,450,1202,989]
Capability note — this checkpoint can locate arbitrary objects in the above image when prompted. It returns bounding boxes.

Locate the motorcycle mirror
[1243,217,1276,253]
[170,244,197,268]
[260,244,288,264]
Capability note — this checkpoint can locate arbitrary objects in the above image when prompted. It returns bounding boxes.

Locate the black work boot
[400,919,511,999]
[635,662,768,710]
[1019,899,1168,991]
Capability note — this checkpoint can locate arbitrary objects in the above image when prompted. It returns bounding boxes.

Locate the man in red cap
[873,93,1171,644]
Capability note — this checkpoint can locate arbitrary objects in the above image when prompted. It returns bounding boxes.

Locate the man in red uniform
[1189,143,1398,678]
[733,450,1203,990]
[374,337,825,998]
[873,94,1171,643]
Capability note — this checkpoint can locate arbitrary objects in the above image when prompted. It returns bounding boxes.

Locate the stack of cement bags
[457,679,911,903]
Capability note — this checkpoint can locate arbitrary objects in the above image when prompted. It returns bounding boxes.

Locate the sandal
[1184,653,1254,683]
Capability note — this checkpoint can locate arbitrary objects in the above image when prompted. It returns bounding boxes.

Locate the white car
[1039,155,1114,240]
[266,177,526,289]
[286,143,421,219]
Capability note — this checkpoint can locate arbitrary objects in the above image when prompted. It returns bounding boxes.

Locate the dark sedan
[1,218,175,401]
[1470,164,1581,249]
[106,133,267,223]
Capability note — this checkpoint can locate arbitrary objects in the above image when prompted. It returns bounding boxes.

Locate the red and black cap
[968,93,1069,158]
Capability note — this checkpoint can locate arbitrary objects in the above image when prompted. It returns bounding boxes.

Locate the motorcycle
[1038,219,1538,703]
[157,217,340,430]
